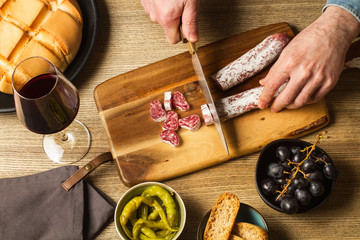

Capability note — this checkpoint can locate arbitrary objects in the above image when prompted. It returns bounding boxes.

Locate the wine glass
[12,56,91,164]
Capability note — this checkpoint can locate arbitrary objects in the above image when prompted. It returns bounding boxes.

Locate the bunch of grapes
[260,134,338,214]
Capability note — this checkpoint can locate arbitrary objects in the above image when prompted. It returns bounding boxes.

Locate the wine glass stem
[59,130,68,141]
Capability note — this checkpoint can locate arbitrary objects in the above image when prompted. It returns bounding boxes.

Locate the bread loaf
[232,222,269,240]
[203,193,240,240]
[0,0,83,94]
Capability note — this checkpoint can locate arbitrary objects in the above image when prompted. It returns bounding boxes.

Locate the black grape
[292,151,305,164]
[309,180,325,197]
[267,162,284,179]
[301,158,317,173]
[289,146,301,155]
[276,146,291,162]
[292,177,309,189]
[307,170,325,182]
[280,160,292,171]
[295,189,312,206]
[280,196,299,214]
[261,178,278,196]
[323,163,338,180]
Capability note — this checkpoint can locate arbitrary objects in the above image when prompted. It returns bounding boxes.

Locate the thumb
[181,1,199,43]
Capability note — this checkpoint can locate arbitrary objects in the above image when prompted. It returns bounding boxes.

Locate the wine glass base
[43,119,91,164]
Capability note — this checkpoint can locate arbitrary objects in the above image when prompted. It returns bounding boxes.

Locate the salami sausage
[160,130,180,147]
[201,83,287,124]
[150,100,166,122]
[172,91,190,111]
[162,111,179,131]
[211,33,290,91]
[179,114,201,131]
[164,91,172,111]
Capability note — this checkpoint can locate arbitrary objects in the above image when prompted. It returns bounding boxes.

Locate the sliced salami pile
[149,91,201,147]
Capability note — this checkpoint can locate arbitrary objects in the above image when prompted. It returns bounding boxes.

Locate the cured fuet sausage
[201,104,214,126]
[150,100,167,122]
[202,83,287,124]
[160,130,180,147]
[164,91,172,111]
[178,114,201,131]
[211,33,290,91]
[162,111,179,131]
[172,91,190,111]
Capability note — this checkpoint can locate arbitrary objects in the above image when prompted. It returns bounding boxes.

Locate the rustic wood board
[94,22,330,186]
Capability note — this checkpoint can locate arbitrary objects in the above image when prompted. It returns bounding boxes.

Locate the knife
[180,30,229,155]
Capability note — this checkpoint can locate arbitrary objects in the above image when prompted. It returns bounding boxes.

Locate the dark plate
[0,0,98,113]
[255,139,336,214]
[197,203,268,240]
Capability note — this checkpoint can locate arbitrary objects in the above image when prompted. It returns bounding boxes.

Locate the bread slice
[229,234,245,240]
[203,193,240,240]
[232,222,269,240]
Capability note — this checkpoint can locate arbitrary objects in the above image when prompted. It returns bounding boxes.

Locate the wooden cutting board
[94,22,330,186]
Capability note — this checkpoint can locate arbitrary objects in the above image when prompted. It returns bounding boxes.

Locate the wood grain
[1,1,360,239]
[94,23,329,186]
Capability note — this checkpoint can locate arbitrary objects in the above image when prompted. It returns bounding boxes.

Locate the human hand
[258,6,360,112]
[140,0,200,44]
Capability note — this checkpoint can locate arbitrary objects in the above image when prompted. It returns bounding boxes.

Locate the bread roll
[0,0,83,94]
[232,222,269,240]
[203,193,240,240]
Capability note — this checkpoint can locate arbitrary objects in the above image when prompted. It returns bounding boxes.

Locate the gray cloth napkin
[0,166,115,240]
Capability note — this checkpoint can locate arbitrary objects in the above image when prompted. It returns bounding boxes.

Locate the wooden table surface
[1,0,360,239]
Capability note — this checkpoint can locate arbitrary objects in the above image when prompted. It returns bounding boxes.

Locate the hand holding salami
[258,6,360,112]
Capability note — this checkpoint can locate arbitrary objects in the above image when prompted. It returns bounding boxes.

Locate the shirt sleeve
[323,0,360,22]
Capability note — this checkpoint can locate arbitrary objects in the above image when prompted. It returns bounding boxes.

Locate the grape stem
[275,131,327,201]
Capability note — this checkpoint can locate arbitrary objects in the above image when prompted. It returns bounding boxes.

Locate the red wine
[19,73,57,99]
[15,73,79,134]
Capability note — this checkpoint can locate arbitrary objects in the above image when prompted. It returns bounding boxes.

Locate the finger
[306,79,335,105]
[181,0,199,42]
[258,67,289,109]
[285,80,321,110]
[163,17,181,44]
[269,77,307,112]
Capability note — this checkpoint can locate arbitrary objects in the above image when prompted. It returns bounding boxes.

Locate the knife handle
[179,25,196,55]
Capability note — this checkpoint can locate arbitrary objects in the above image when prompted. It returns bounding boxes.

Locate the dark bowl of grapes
[256,138,338,214]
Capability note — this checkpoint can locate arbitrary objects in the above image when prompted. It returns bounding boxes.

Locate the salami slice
[172,91,190,111]
[179,115,201,131]
[201,104,214,126]
[201,83,287,125]
[211,33,290,91]
[160,130,180,147]
[162,111,179,131]
[150,100,166,122]
[164,91,172,111]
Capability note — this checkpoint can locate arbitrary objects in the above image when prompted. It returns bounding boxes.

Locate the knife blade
[180,32,229,155]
